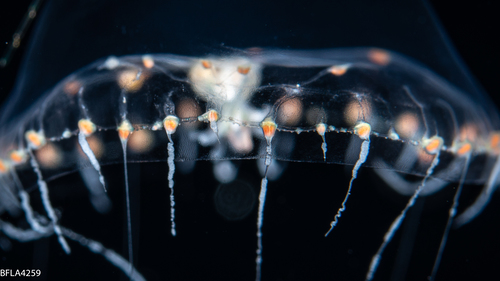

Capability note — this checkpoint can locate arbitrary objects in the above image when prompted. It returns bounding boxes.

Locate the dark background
[0,1,498,281]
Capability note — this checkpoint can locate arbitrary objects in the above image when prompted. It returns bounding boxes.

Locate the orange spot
[423,137,442,154]
[490,133,500,150]
[208,110,219,122]
[201,60,212,69]
[27,132,40,147]
[368,49,391,66]
[198,110,220,123]
[261,119,277,139]
[354,122,371,140]
[163,115,179,134]
[78,119,96,136]
[426,139,440,152]
[10,150,26,164]
[25,130,45,148]
[316,123,327,136]
[237,66,250,75]
[457,142,472,156]
[118,129,130,140]
[118,120,134,141]
[329,65,348,76]
[0,160,8,173]
[142,55,155,69]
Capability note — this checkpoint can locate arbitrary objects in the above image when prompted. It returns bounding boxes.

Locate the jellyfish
[0,1,498,281]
